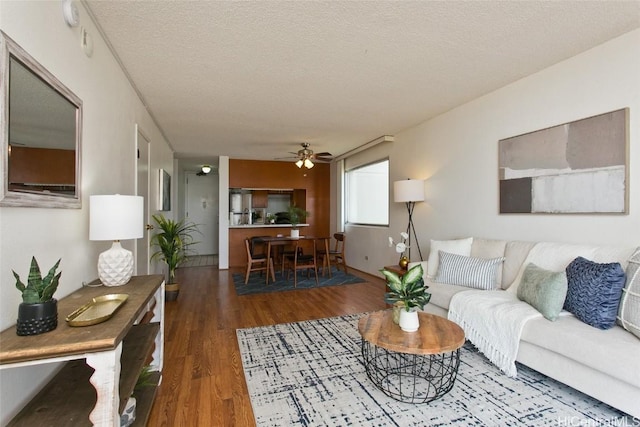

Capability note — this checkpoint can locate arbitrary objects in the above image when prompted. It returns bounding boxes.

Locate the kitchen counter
[229,223,309,229]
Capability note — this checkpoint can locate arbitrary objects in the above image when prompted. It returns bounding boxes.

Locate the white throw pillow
[618,248,640,339]
[434,251,505,290]
[427,237,473,278]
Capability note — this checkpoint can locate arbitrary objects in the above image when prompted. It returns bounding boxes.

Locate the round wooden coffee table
[358,310,465,403]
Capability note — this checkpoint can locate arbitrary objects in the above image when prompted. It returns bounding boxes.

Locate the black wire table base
[361,340,461,404]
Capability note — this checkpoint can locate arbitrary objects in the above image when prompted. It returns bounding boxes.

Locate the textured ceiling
[84,1,640,163]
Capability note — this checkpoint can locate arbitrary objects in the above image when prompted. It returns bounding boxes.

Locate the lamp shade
[90,195,143,241]
[393,179,425,203]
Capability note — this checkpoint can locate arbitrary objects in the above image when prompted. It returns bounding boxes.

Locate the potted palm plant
[287,205,310,238]
[13,257,61,336]
[150,214,199,301]
[380,263,430,332]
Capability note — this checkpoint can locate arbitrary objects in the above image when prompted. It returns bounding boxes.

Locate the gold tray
[65,294,129,327]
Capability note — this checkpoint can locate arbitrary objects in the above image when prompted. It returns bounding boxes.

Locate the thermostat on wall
[81,27,94,57]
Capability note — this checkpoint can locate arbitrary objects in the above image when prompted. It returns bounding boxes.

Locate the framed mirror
[1,31,82,208]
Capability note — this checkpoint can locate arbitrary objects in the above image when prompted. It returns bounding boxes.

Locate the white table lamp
[393,179,425,261]
[90,195,143,286]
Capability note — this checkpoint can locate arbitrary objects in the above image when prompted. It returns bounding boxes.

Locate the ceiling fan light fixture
[304,158,314,169]
[201,165,212,174]
[295,159,304,168]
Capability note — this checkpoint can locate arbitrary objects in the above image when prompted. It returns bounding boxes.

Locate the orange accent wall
[229,159,330,267]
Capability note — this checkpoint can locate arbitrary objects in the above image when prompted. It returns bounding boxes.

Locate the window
[345,159,389,226]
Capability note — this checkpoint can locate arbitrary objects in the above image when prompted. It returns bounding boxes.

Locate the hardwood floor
[147,265,387,426]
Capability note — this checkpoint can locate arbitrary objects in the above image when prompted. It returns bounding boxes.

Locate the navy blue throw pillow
[564,256,626,330]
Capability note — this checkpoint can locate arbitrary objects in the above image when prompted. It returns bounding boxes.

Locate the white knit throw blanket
[448,290,542,377]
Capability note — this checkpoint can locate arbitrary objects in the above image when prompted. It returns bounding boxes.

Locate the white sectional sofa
[411,238,640,418]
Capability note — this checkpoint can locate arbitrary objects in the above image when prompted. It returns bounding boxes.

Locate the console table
[0,274,165,426]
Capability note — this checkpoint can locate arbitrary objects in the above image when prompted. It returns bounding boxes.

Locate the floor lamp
[393,179,425,262]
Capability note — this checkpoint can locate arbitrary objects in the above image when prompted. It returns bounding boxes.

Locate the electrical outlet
[364,255,369,261]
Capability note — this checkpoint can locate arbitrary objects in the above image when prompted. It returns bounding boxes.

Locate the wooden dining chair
[244,238,275,284]
[284,240,318,287]
[318,233,347,277]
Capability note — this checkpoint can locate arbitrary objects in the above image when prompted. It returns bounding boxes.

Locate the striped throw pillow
[434,251,505,290]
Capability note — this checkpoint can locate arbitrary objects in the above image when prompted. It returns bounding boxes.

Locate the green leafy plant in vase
[287,205,310,238]
[150,214,200,301]
[13,257,62,336]
[380,263,430,332]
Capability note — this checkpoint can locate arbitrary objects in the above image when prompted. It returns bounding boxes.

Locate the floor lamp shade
[393,179,425,261]
[394,179,425,203]
[90,195,144,286]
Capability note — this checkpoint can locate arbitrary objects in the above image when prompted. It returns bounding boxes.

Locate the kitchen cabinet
[0,275,164,426]
[252,190,268,208]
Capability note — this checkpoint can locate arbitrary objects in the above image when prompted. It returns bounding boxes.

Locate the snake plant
[13,257,61,304]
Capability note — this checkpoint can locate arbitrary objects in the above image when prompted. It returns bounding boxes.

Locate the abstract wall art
[499,108,628,214]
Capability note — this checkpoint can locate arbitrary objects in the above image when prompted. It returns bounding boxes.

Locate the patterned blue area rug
[233,267,365,295]
[237,313,631,426]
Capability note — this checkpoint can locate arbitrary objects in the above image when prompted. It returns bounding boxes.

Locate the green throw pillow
[517,263,568,321]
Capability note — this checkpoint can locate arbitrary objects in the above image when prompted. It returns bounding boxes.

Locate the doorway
[185,171,218,255]
[136,126,150,275]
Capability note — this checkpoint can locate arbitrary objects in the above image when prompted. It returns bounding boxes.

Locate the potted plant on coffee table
[380,263,430,332]
[150,214,200,301]
[13,257,62,336]
[287,205,310,238]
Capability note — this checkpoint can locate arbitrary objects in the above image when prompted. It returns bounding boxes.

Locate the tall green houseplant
[150,214,199,300]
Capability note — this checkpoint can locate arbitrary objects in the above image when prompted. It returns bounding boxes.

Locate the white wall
[0,2,173,423]
[347,29,640,275]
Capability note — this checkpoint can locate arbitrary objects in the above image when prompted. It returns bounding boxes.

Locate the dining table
[258,235,331,284]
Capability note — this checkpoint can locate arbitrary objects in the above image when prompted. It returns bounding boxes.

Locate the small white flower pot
[290,229,300,238]
[399,309,419,332]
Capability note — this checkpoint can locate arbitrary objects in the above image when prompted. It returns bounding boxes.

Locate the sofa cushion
[471,239,507,287]
[424,279,472,311]
[521,315,640,387]
[618,249,640,338]
[508,242,614,295]
[564,256,626,330]
[502,241,536,289]
[426,237,473,278]
[517,263,568,321]
[434,251,505,290]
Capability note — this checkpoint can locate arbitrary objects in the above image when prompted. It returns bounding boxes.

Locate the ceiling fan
[279,143,333,169]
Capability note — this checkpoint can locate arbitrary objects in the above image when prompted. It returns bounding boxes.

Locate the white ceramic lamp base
[98,241,134,287]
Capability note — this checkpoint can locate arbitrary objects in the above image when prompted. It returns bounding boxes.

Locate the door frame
[135,124,151,275]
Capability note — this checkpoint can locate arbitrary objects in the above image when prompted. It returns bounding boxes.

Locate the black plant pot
[16,299,58,336]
